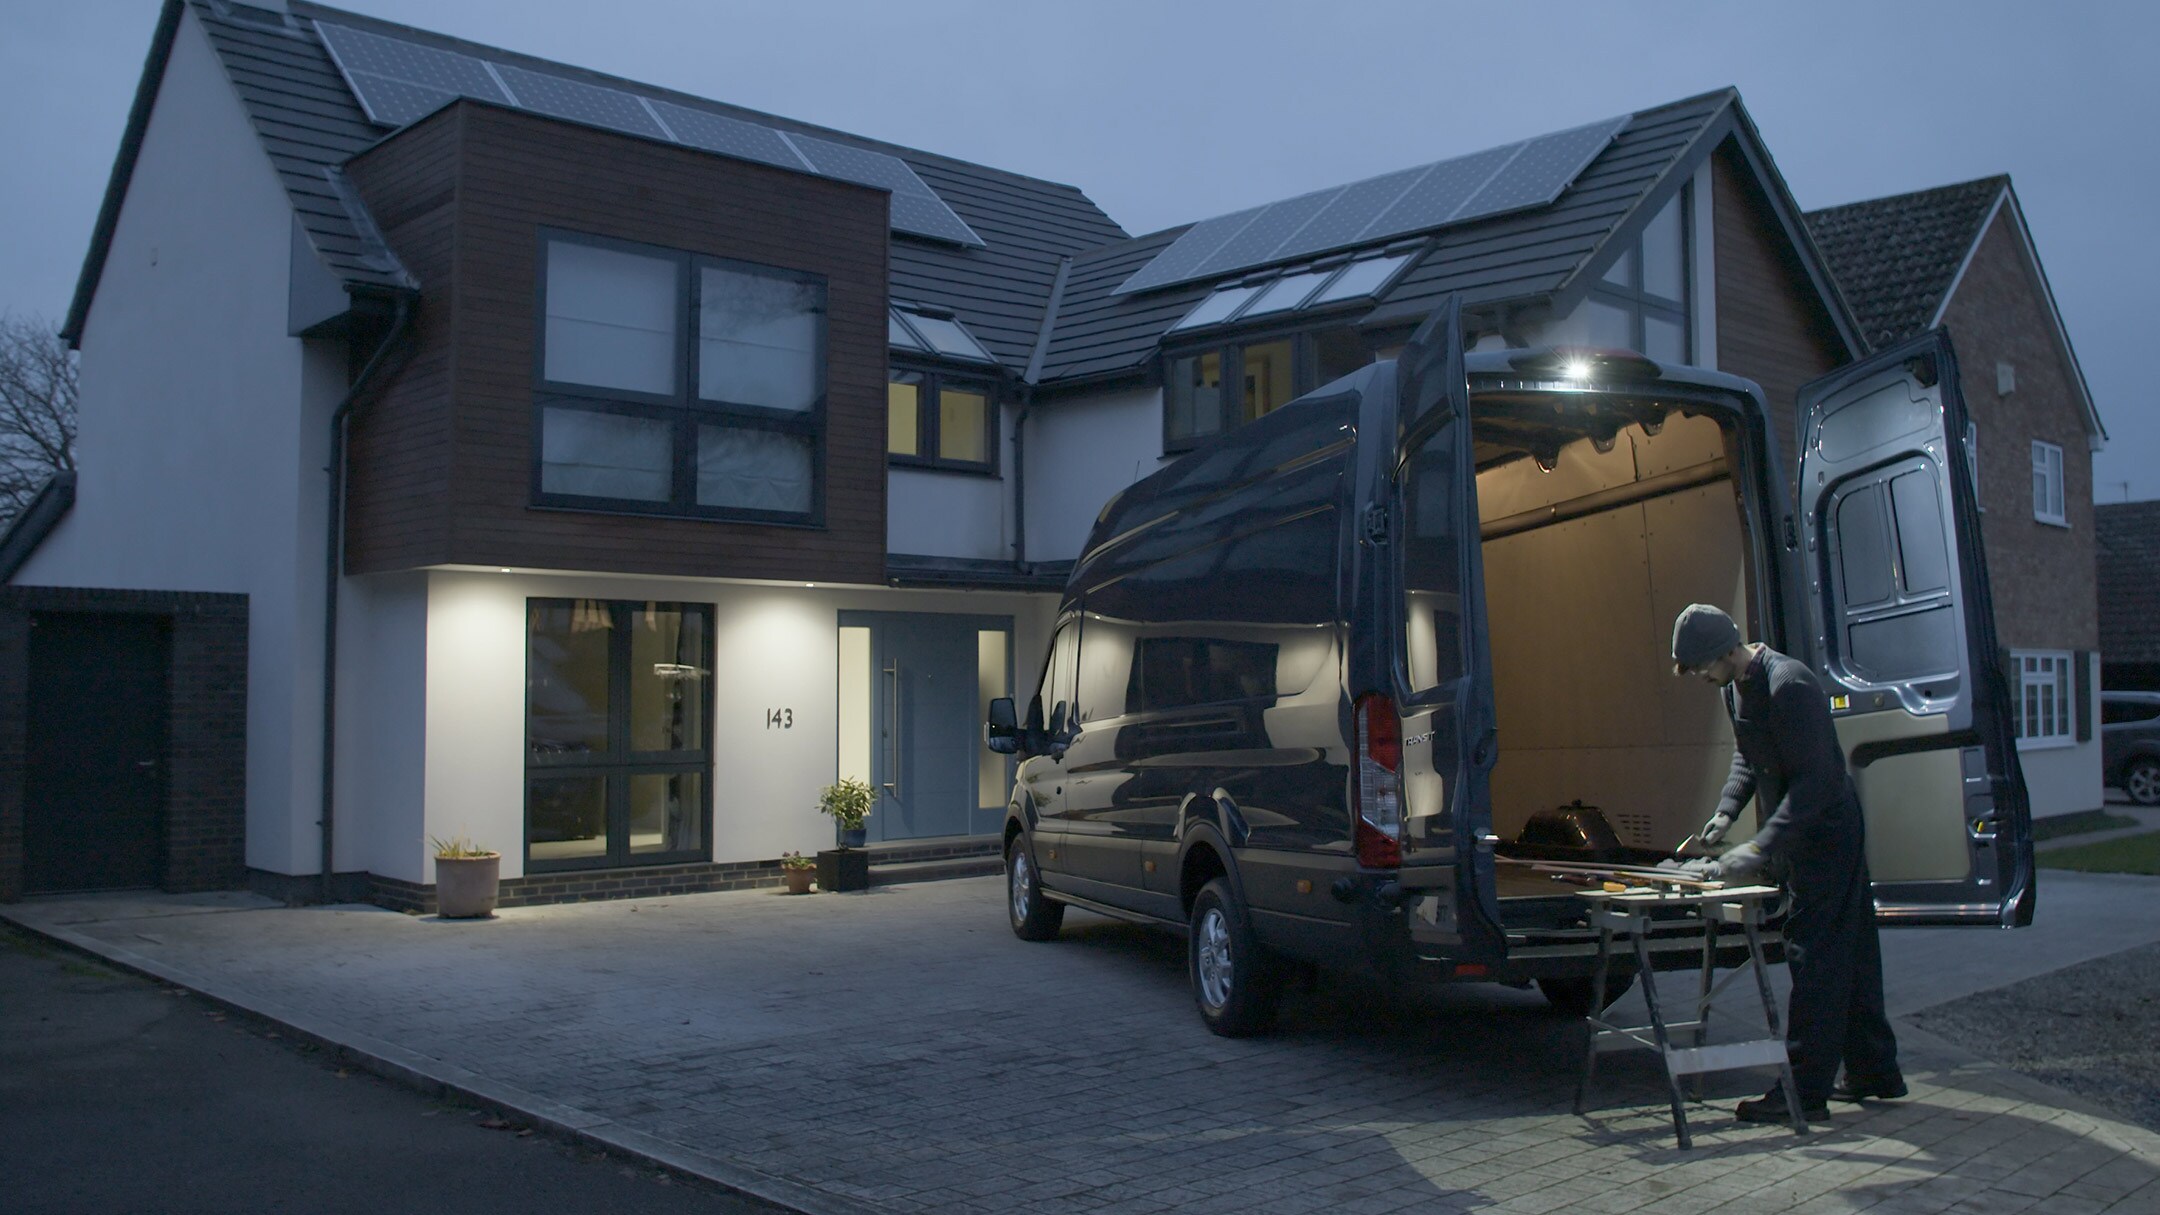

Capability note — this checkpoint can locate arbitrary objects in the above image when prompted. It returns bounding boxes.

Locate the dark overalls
[1716,647,1899,1103]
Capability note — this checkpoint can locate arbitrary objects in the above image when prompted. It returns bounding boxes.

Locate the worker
[1670,603,1905,1124]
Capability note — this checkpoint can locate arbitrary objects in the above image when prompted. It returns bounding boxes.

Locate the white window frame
[2015,650,2075,750]
[2031,440,2066,527]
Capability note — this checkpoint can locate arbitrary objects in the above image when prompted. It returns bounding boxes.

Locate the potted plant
[779,850,816,895]
[815,777,874,892]
[430,833,500,919]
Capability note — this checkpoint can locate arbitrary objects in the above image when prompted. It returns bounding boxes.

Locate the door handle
[134,760,156,769]
[882,664,900,800]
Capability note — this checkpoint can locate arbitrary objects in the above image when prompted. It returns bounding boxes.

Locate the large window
[2016,650,2073,749]
[2031,440,2066,526]
[536,233,826,524]
[526,599,713,870]
[889,370,997,472]
[1577,191,1689,363]
[1163,326,1372,451]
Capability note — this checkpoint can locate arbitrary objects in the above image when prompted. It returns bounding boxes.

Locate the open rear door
[1386,298,1507,964]
[1796,331,2033,926]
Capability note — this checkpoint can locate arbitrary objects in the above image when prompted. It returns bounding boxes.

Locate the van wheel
[2125,758,2160,807]
[1538,974,1635,1017]
[1189,878,1283,1037]
[1006,837,1064,941]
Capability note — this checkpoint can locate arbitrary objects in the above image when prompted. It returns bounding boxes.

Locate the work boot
[1736,1090,1829,1124]
[1831,1072,1908,1102]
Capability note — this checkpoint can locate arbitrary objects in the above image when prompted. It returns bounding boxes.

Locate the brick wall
[368,857,784,914]
[1939,212,2099,652]
[0,588,247,900]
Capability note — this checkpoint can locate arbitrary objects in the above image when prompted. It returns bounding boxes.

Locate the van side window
[1126,637,1278,713]
[1040,621,1080,733]
[1401,427,1467,696]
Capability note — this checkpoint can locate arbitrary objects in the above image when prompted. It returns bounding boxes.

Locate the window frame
[1161,326,1373,454]
[887,363,1001,475]
[2030,439,2067,527]
[523,597,716,874]
[532,229,828,527]
[1582,189,1691,362]
[2014,649,2075,751]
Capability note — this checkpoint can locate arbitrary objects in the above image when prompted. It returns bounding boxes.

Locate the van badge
[1403,731,1434,749]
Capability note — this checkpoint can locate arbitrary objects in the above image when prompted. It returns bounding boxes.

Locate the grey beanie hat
[1671,603,1741,670]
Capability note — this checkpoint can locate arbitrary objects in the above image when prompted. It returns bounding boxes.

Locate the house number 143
[766,708,794,729]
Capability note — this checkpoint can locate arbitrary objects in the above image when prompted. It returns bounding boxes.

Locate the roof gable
[1805,175,2006,350]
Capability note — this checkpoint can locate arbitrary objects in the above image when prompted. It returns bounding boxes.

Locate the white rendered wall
[886,402,1018,561]
[334,573,429,880]
[15,8,337,877]
[414,571,1055,882]
[1024,386,1171,564]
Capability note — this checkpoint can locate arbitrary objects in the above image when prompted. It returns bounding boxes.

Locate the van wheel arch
[1179,838,1229,918]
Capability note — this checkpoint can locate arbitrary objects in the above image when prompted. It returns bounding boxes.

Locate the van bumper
[1364,890,1785,985]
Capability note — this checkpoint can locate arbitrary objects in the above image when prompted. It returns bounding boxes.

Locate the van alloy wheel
[1006,837,1065,941]
[1187,877,1282,1037]
[2127,758,2160,807]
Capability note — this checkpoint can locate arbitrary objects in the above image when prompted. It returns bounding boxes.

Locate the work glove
[1678,841,1766,883]
[1696,809,1736,849]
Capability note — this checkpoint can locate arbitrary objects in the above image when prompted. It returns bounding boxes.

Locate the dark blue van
[988,302,2033,1035]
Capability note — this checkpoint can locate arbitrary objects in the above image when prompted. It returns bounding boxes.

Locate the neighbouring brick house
[1809,177,2108,817]
[2097,501,2160,691]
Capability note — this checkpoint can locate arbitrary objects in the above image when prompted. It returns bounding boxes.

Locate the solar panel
[317,22,508,124]
[493,64,667,140]
[1114,207,1268,295]
[1457,118,1627,219]
[1114,114,1628,295]
[314,21,986,248]
[649,100,806,170]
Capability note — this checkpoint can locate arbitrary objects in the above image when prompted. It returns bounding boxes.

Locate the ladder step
[1662,1038,1789,1076]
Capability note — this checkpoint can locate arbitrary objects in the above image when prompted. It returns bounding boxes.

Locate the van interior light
[1563,359,1592,381]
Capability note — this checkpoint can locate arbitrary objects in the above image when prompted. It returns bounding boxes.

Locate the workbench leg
[1574,921,1613,1116]
[1744,916,1808,1137]
[1634,928,1691,1149]
[1692,918,1717,1101]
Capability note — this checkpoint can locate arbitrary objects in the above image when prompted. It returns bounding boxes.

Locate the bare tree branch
[0,315,78,530]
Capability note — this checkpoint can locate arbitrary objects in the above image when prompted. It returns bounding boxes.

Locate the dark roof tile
[1803,176,2006,351]
[2098,501,2160,664]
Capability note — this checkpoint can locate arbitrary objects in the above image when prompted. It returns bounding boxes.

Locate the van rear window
[1400,427,1468,697]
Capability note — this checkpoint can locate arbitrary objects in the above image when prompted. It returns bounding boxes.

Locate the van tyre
[1006,837,1064,941]
[1189,878,1283,1037]
[1538,973,1635,1017]
[2125,757,2160,807]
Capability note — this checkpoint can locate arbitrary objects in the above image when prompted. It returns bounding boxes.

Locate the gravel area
[1910,939,2160,1133]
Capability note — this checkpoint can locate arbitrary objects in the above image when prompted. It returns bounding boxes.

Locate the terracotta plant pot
[435,853,501,918]
[783,868,815,895]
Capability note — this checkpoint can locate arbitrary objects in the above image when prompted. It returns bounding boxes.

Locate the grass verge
[2031,808,2141,842]
[2039,830,2160,875]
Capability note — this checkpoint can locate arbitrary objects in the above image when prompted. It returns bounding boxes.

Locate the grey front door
[25,613,169,893]
[843,612,1011,843]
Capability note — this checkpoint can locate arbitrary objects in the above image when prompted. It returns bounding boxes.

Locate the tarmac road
[0,924,771,1215]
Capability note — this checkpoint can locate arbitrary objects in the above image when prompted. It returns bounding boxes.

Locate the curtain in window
[699,267,821,411]
[696,425,812,512]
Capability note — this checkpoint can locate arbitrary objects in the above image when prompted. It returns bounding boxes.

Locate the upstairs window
[535,232,826,525]
[889,370,997,472]
[2031,440,2066,526]
[1164,327,1373,452]
[1576,191,1689,363]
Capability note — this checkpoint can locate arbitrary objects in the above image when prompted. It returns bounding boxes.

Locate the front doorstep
[815,849,870,893]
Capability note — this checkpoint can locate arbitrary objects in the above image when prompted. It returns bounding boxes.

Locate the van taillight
[1355,693,1402,869]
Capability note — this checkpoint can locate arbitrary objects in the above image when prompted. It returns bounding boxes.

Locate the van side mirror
[985,697,1021,755]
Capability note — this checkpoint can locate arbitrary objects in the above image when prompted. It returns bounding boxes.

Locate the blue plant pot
[838,826,867,849]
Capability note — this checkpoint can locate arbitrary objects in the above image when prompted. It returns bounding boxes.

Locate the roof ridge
[1803,173,2008,220]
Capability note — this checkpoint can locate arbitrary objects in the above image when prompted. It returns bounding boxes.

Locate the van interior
[1466,393,1757,894]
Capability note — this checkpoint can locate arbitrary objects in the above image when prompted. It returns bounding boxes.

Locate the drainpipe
[320,292,416,903]
[1012,384,1032,572]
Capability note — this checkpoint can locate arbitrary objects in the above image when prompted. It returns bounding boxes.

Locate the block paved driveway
[9,874,2160,1215]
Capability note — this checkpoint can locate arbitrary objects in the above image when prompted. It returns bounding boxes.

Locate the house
[2097,501,2160,691]
[3,0,1901,906]
[1807,178,2108,818]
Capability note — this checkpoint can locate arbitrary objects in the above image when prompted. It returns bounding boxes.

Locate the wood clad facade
[343,101,891,583]
[1710,143,1845,489]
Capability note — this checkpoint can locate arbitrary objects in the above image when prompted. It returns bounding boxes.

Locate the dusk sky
[4,0,2152,501]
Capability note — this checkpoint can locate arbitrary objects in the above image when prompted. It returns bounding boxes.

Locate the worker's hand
[1697,810,1736,848]
[1716,841,1765,881]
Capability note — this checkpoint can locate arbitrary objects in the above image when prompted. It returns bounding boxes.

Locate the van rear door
[1796,331,2034,926]
[1383,300,1508,964]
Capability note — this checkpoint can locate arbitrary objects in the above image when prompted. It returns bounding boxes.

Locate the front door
[25,613,169,893]
[1796,330,2034,926]
[840,612,1012,843]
